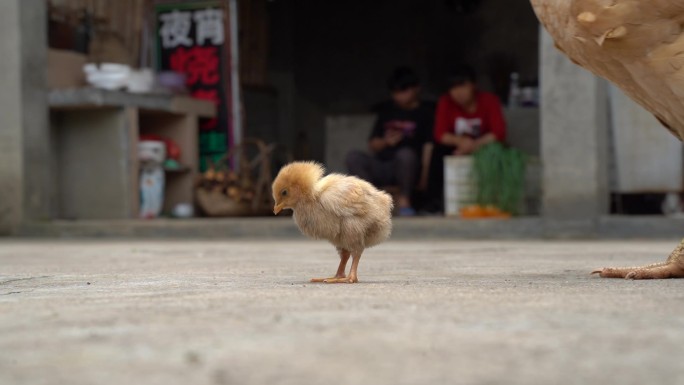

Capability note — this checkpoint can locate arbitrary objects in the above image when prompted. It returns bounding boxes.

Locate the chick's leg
[320,251,362,284]
[311,249,350,283]
[592,238,684,279]
[347,252,361,283]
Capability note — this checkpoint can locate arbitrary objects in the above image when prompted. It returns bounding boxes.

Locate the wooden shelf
[50,88,210,220]
[49,88,216,118]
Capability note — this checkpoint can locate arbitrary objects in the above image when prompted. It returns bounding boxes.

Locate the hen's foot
[592,239,684,279]
[592,263,684,279]
[310,275,358,284]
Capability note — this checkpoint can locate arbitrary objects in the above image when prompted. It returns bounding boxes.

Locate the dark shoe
[399,207,416,217]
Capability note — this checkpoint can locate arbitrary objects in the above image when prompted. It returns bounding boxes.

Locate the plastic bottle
[508,72,521,108]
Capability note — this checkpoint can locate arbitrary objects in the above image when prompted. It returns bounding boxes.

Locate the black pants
[345,147,418,198]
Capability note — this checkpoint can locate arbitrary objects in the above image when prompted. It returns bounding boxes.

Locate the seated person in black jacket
[346,67,435,216]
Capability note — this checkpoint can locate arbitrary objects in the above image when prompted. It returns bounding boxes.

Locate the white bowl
[100,63,131,74]
[87,73,129,90]
[84,63,132,90]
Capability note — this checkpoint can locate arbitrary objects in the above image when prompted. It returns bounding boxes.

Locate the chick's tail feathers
[382,190,395,213]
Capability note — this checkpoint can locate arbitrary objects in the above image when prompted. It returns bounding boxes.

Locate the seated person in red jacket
[346,67,435,216]
[426,64,507,211]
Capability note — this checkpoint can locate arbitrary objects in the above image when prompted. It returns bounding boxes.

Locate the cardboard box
[47,49,87,89]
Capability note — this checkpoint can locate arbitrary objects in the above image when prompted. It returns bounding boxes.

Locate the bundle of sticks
[195,166,256,204]
[195,139,280,216]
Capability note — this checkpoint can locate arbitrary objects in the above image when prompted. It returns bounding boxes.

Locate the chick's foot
[311,250,352,283]
[310,275,358,284]
[310,274,346,283]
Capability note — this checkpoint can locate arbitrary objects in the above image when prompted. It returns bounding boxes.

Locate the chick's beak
[273,202,285,215]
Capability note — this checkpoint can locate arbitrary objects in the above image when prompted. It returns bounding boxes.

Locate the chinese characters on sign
[160,8,225,48]
[156,3,232,171]
[159,10,193,48]
[194,9,225,45]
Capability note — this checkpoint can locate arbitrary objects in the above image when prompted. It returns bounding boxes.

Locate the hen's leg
[592,238,684,279]
[310,249,350,283]
[318,250,363,284]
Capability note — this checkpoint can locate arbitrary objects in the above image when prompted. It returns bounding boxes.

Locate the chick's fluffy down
[292,171,393,253]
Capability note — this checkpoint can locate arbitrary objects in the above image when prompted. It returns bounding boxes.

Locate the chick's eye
[281,190,288,197]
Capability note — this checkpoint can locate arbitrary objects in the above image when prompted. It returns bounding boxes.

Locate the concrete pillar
[0,0,25,234]
[540,28,609,219]
[0,0,50,234]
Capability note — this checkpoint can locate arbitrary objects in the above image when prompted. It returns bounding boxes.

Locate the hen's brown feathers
[531,0,684,140]
[533,1,684,279]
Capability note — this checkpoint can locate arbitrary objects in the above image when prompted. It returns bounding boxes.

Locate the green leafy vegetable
[471,143,526,214]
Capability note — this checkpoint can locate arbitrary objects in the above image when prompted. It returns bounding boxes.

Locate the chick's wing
[316,174,373,218]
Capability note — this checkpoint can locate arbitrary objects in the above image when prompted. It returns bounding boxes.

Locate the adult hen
[272,161,393,283]
[531,0,684,278]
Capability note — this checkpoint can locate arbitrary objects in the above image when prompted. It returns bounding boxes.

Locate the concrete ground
[1,239,683,385]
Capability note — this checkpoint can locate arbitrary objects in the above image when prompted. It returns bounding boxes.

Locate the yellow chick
[272,161,394,283]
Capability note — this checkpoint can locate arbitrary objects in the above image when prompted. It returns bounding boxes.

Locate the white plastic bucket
[444,156,476,217]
